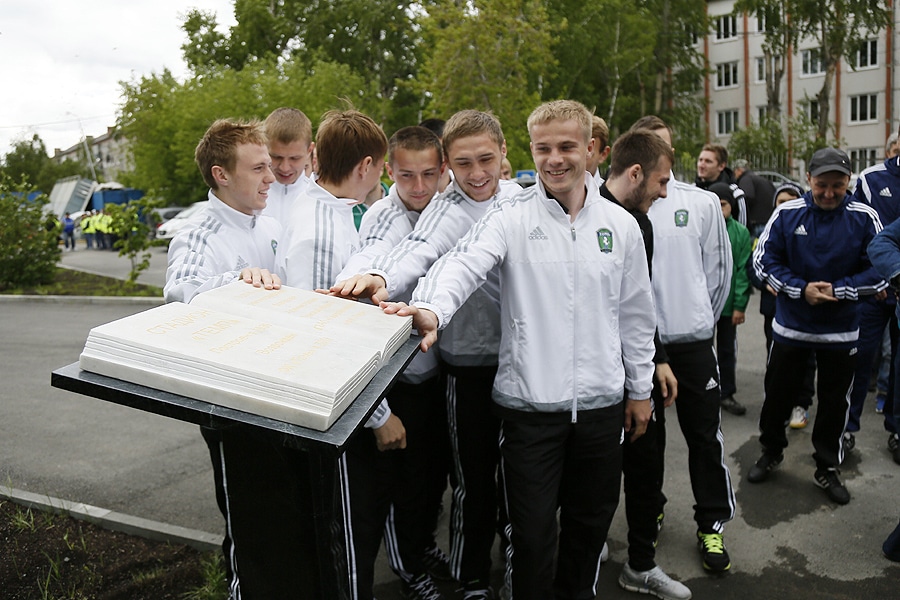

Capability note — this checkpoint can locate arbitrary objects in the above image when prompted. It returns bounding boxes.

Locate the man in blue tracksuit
[748,148,887,504]
[849,150,900,456]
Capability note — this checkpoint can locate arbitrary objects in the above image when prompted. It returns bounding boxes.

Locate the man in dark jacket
[732,159,777,238]
[749,147,887,505]
[695,143,746,226]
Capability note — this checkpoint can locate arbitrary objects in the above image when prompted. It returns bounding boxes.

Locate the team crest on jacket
[674,209,689,227]
[596,228,613,253]
[271,239,278,254]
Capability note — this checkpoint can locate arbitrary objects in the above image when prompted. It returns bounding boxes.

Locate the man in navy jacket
[749,147,887,504]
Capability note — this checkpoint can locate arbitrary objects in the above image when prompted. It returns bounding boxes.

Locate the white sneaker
[618,563,692,600]
[789,406,808,429]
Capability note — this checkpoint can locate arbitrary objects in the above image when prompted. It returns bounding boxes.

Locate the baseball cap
[808,147,851,177]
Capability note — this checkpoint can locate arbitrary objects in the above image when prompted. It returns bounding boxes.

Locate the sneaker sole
[618,577,688,600]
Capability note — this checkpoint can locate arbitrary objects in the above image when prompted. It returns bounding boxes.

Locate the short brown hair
[442,110,505,157]
[629,115,671,139]
[592,115,610,149]
[701,143,728,166]
[315,110,388,185]
[527,100,592,144]
[388,126,443,165]
[195,119,267,190]
[263,107,313,146]
[609,129,675,179]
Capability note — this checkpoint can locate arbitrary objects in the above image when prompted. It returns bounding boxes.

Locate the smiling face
[214,142,275,215]
[268,139,312,185]
[530,118,593,205]
[446,133,505,202]
[697,150,724,182]
[387,147,444,213]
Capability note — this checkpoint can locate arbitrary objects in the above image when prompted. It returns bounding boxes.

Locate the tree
[0,175,60,290]
[1,135,90,194]
[416,0,556,170]
[732,1,790,120]
[106,197,166,287]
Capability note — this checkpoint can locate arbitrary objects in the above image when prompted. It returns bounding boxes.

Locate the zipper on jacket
[571,223,578,423]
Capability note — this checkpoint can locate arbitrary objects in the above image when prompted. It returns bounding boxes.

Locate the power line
[0,114,116,130]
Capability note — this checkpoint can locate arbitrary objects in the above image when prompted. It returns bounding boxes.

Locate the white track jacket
[411,175,656,417]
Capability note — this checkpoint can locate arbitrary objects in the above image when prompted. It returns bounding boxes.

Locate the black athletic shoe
[814,467,850,505]
[747,452,783,483]
[721,395,747,415]
[402,573,445,600]
[842,432,856,453]
[697,530,731,573]
[421,545,453,581]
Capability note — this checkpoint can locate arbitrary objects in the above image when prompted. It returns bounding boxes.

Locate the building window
[850,148,878,172]
[805,100,820,123]
[715,15,738,41]
[801,48,824,76]
[717,110,739,136]
[716,61,739,89]
[855,39,878,69]
[755,56,779,83]
[850,94,877,123]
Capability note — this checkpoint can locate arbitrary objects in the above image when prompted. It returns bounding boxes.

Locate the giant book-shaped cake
[79,283,413,431]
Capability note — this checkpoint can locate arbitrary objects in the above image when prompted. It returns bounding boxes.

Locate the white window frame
[716,61,739,89]
[717,109,739,136]
[757,106,768,123]
[715,15,738,41]
[850,93,878,124]
[755,55,779,83]
[801,48,824,76]
[849,148,878,172]
[854,39,878,70]
[805,100,820,123]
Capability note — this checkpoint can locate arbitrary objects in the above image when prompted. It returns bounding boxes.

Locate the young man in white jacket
[166,119,321,599]
[383,100,657,600]
[332,110,521,600]
[334,126,451,600]
[640,116,737,574]
[260,107,314,225]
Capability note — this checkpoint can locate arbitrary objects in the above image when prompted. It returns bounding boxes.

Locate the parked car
[146,206,188,238]
[156,201,209,244]
[756,170,808,191]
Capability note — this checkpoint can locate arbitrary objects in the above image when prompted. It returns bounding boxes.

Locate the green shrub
[0,175,61,291]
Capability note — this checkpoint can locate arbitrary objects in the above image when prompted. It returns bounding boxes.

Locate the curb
[0,295,163,306]
[0,487,222,552]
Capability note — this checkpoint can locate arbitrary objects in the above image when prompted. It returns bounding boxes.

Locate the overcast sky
[0,1,236,157]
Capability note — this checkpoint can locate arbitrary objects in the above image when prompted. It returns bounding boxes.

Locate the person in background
[732,159,776,239]
[500,157,513,180]
[587,115,611,188]
[709,182,752,417]
[695,144,747,227]
[62,212,76,251]
[261,107,314,225]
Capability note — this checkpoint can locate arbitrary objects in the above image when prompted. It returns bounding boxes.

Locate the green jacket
[723,216,752,316]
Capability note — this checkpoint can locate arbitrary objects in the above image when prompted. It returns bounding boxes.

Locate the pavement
[2,242,899,598]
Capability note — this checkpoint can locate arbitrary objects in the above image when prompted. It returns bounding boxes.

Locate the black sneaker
[461,579,494,600]
[889,434,900,466]
[402,573,445,600]
[747,452,783,483]
[421,545,453,581]
[814,467,850,505]
[696,530,731,572]
[842,432,856,453]
[721,395,747,415]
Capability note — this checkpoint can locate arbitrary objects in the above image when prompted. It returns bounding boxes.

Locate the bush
[106,197,167,286]
[0,175,61,291]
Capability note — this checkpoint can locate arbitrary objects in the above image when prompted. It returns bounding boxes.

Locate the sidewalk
[57,240,168,288]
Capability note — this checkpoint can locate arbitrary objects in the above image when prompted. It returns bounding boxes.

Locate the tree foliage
[1,135,91,195]
[106,197,166,286]
[0,176,61,290]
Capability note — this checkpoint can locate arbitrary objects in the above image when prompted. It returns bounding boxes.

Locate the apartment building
[53,126,131,183]
[703,0,897,176]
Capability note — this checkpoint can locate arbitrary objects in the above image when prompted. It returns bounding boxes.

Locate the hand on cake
[239,267,281,290]
[380,302,438,352]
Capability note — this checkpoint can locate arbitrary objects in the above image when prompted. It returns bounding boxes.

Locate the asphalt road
[1,246,898,598]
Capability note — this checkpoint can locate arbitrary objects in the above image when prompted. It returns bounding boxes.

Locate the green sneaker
[696,530,731,573]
